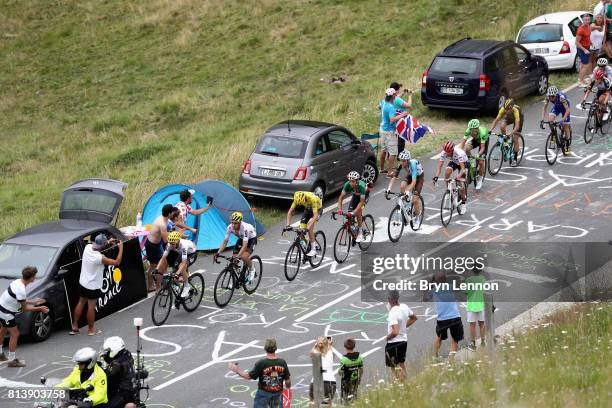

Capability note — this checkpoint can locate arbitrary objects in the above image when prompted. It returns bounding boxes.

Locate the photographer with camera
[100,336,137,408]
[58,347,108,407]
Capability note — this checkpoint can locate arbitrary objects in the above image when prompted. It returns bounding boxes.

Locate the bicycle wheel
[440,190,453,227]
[333,226,351,264]
[545,132,558,165]
[584,108,596,144]
[308,231,327,268]
[151,284,173,326]
[213,268,235,308]
[487,143,503,175]
[513,134,525,166]
[182,272,205,312]
[410,195,425,231]
[387,205,404,242]
[284,242,301,281]
[243,255,262,294]
[358,214,375,251]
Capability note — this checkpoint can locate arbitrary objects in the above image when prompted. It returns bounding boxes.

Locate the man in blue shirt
[428,272,464,361]
[379,88,409,177]
[389,82,413,153]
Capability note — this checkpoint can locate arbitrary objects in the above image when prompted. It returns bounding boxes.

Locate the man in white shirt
[0,266,48,367]
[594,0,609,16]
[70,234,123,336]
[175,189,212,235]
[385,290,417,380]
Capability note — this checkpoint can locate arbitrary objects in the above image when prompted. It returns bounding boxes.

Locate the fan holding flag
[395,112,435,145]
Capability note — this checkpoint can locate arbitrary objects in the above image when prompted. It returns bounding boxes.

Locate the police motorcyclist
[101,336,137,408]
[58,347,108,407]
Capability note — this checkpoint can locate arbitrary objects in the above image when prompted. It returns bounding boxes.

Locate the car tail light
[293,166,307,180]
[559,41,570,54]
[479,74,491,91]
[242,160,251,174]
[421,70,428,86]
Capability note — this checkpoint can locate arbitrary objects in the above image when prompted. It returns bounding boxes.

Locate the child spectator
[339,338,363,404]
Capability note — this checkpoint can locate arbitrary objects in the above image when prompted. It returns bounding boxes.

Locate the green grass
[352,302,612,408]
[0,0,593,240]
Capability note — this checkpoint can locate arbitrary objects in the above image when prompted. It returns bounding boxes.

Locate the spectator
[429,272,464,361]
[591,14,606,68]
[229,339,291,408]
[385,290,417,380]
[175,189,212,235]
[0,266,48,367]
[465,267,487,351]
[166,206,181,232]
[389,81,413,154]
[606,2,612,57]
[146,204,172,292]
[309,336,336,406]
[379,89,409,177]
[576,14,592,86]
[70,234,123,336]
[339,338,363,404]
[594,0,609,16]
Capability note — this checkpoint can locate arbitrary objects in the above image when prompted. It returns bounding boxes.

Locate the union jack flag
[395,114,434,144]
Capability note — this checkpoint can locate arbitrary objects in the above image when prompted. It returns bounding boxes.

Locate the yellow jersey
[496,106,521,124]
[290,192,322,213]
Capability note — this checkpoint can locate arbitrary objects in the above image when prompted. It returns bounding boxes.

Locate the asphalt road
[1,84,611,408]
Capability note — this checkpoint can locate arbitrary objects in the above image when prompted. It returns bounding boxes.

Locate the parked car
[0,179,145,341]
[517,11,592,72]
[239,120,378,200]
[421,38,549,112]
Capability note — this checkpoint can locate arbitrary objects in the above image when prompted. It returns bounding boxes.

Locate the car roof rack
[443,37,471,52]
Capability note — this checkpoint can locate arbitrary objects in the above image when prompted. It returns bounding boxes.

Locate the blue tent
[141,182,265,251]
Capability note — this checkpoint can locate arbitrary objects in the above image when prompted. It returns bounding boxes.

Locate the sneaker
[475,176,482,191]
[563,146,571,156]
[8,359,25,368]
[180,286,191,298]
[457,202,467,215]
[467,342,477,352]
[354,233,363,243]
[0,353,7,362]
[246,267,256,284]
[306,247,317,257]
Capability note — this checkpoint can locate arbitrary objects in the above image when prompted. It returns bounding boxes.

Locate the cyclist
[540,86,572,156]
[336,171,370,243]
[593,57,612,80]
[215,212,257,283]
[156,231,196,298]
[285,191,322,257]
[489,100,523,166]
[58,347,108,407]
[459,119,489,190]
[581,69,612,122]
[101,336,137,408]
[433,141,468,214]
[385,150,424,220]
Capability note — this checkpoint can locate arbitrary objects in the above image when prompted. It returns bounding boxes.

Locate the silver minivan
[239,120,378,200]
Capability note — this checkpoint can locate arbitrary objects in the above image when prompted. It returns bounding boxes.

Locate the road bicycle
[466,151,487,188]
[583,99,610,143]
[282,226,326,281]
[487,132,525,175]
[332,211,375,263]
[151,257,205,326]
[542,120,572,165]
[437,177,465,227]
[213,253,263,307]
[385,190,424,242]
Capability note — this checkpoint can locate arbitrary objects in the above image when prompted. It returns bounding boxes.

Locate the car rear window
[518,24,563,44]
[430,57,480,75]
[255,135,307,159]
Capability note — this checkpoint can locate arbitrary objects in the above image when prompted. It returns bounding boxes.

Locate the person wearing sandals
[70,234,123,336]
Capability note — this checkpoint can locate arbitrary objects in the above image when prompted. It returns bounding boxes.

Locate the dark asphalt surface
[1,84,611,408]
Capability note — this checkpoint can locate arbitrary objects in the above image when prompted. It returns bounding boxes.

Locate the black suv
[421,38,549,112]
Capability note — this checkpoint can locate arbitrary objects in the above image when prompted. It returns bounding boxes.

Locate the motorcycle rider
[58,347,108,407]
[101,336,137,408]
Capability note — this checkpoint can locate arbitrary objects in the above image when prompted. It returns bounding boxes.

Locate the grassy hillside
[0,0,592,239]
[353,302,611,408]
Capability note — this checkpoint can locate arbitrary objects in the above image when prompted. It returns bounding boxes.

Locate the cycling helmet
[503,98,514,109]
[73,347,97,370]
[231,211,243,222]
[595,69,605,80]
[293,191,306,205]
[443,141,455,154]
[547,86,558,96]
[102,336,125,359]
[168,231,181,245]
[398,150,411,161]
[597,57,608,67]
[468,119,480,129]
[347,171,361,181]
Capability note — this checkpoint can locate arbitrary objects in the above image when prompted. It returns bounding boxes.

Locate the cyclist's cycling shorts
[465,137,490,155]
[405,174,425,195]
[300,208,323,227]
[550,105,571,124]
[233,237,257,254]
[348,188,371,212]
[503,112,524,133]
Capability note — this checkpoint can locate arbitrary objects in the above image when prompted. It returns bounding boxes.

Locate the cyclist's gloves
[432,176,439,185]
[539,120,545,130]
[346,212,353,218]
[335,209,343,215]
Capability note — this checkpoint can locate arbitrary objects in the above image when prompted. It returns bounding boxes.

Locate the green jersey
[465,275,486,312]
[342,180,367,197]
[339,352,364,383]
[464,126,489,144]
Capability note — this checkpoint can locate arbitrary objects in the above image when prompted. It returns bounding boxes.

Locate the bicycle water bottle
[136,212,142,228]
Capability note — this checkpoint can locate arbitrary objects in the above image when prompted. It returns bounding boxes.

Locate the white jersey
[440,146,468,165]
[0,279,26,320]
[164,239,196,262]
[225,222,256,242]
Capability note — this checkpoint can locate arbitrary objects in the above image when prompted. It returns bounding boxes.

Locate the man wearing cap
[175,189,212,235]
[380,88,410,177]
[70,234,123,336]
[389,81,413,155]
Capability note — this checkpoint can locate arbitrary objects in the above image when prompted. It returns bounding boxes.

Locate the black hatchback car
[421,38,549,112]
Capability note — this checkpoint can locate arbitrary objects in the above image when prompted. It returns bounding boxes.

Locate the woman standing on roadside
[309,336,337,406]
[591,13,606,68]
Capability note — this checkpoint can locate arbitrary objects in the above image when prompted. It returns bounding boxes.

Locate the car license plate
[440,87,463,95]
[533,48,549,54]
[260,168,285,177]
